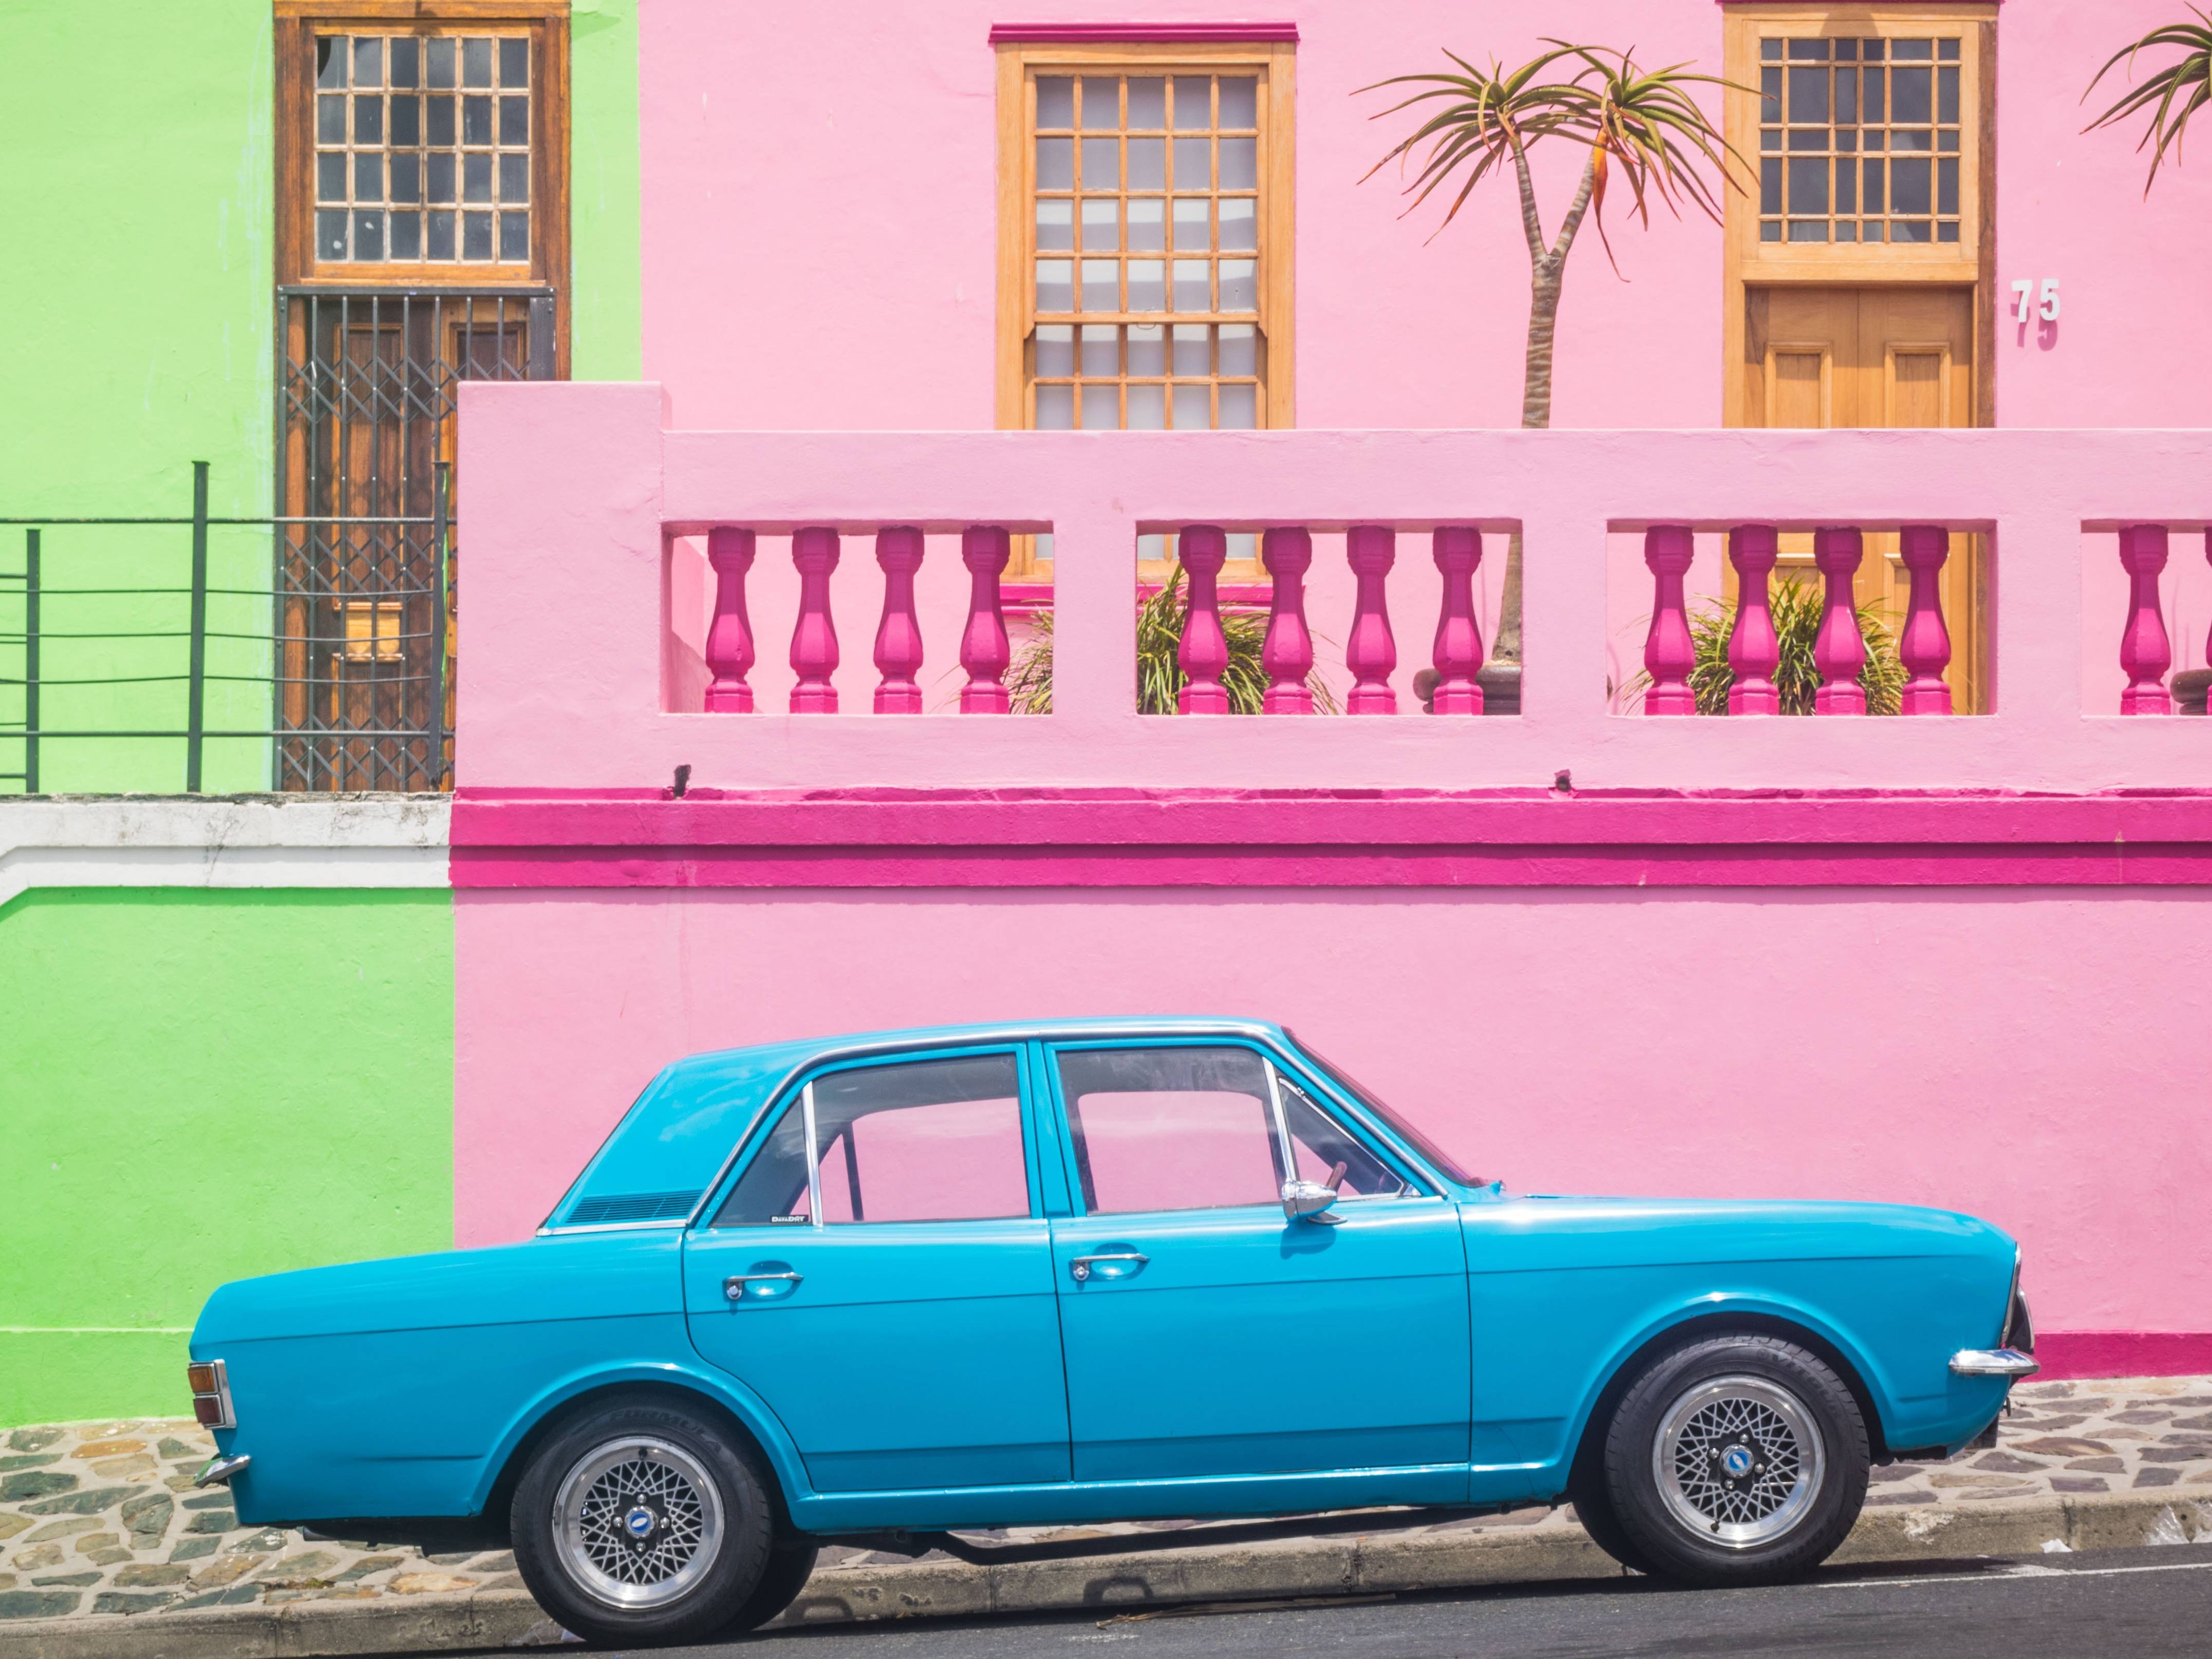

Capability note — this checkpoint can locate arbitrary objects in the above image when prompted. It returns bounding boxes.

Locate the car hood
[1477,1190,2015,1264]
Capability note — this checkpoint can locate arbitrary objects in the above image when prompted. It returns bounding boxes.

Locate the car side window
[1057,1045,1284,1215]
[1277,1069,1411,1199]
[712,1053,1029,1226]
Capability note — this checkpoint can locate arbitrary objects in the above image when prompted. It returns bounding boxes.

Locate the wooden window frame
[1721,3,1996,426]
[995,38,1296,433]
[274,0,570,309]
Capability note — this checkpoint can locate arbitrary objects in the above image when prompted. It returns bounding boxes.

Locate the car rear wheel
[512,1398,774,1647]
[1602,1334,1868,1587]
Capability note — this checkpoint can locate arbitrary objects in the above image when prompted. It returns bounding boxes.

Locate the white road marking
[1819,1559,2212,1591]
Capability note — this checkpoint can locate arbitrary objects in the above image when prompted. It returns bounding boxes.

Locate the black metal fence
[1,461,449,794]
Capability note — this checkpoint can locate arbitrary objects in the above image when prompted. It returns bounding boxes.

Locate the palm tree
[1361,44,1744,708]
[2083,10,2212,193]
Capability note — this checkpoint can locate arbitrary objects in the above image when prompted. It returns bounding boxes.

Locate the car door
[1043,1040,1472,1484]
[682,1046,1071,1493]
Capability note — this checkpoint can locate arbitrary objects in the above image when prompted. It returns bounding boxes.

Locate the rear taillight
[186,1359,234,1429]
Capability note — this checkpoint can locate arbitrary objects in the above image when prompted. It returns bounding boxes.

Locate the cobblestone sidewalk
[2,1374,2207,1633]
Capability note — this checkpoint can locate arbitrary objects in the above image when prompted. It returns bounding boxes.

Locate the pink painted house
[452,2,2212,1380]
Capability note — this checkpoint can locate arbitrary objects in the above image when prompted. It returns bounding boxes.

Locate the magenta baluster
[1175,524,1231,714]
[2119,523,2173,714]
[1812,526,1867,715]
[1260,527,1315,714]
[1726,524,1780,715]
[1897,524,1953,715]
[1345,524,1398,714]
[703,526,757,713]
[1642,525,1696,715]
[871,526,926,714]
[958,524,1012,713]
[1430,527,1486,714]
[788,527,841,713]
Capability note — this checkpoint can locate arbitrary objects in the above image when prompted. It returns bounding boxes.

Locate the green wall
[0,888,455,1426]
[0,0,641,793]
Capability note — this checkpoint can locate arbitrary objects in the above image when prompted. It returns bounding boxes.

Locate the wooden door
[1744,286,1983,710]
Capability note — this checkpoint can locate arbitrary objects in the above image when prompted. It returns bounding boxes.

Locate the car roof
[660,1015,1288,1082]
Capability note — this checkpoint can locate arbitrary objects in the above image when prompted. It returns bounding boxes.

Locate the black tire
[1567,1465,1655,1575]
[1602,1334,1869,1587]
[511,1397,776,1648]
[720,1540,821,1634]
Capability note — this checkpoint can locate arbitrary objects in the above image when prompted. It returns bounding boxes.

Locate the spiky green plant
[1006,567,1339,715]
[2085,10,2212,194]
[1628,577,1907,715]
[1359,43,1748,673]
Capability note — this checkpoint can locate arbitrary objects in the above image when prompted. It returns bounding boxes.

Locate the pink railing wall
[459,382,2211,795]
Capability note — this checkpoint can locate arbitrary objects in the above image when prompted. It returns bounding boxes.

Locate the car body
[188,1019,2035,1638]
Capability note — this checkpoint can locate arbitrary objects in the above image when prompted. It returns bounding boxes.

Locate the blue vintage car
[187,1019,2035,1645]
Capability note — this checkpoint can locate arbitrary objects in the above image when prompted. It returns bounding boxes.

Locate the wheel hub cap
[553,1437,724,1610]
[1652,1375,1826,1550]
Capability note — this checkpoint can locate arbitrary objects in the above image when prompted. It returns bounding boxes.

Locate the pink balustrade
[1897,524,1953,716]
[788,526,840,714]
[2119,524,2173,715]
[1259,527,1316,714]
[959,524,1013,714]
[1726,524,1780,716]
[1812,526,1867,717]
[1344,524,1398,715]
[871,527,926,714]
[702,526,756,713]
[1641,525,1697,715]
[1175,524,1231,714]
[1429,527,1485,715]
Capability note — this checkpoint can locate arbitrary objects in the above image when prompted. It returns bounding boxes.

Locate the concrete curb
[5,1492,2205,1658]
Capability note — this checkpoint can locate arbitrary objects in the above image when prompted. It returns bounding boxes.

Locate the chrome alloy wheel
[553,1436,724,1609]
[1651,1375,1826,1549]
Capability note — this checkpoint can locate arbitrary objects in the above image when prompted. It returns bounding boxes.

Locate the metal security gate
[275,288,551,790]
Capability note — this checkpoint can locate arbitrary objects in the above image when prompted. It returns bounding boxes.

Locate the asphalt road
[448,1543,2212,1658]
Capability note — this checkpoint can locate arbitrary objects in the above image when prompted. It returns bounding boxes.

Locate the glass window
[1060,1045,1283,1214]
[1277,1070,1411,1199]
[1023,67,1268,429]
[713,1054,1029,1227]
[310,30,532,265]
[1752,32,1965,248]
[1287,1032,1482,1187]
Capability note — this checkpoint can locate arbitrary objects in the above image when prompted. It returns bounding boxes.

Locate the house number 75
[2012,277,2061,322]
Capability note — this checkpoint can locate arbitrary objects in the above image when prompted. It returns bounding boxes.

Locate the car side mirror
[1282,1161,1347,1225]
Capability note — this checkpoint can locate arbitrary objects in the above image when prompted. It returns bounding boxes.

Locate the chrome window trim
[535,1217,690,1238]
[800,1080,824,1228]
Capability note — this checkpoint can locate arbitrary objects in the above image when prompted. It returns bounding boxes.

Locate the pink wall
[635,1,2212,434]
[455,885,2212,1334]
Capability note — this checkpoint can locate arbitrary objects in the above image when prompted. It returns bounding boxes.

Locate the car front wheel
[512,1397,775,1647]
[1602,1334,1869,1586]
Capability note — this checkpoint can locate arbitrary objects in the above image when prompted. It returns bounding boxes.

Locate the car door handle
[1069,1253,1147,1283]
[724,1272,803,1302]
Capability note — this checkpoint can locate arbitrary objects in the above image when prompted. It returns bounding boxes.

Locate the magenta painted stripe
[987,21,1298,43]
[2033,1332,2212,1381]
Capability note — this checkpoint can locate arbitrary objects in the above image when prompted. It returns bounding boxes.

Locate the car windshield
[1285,1032,1483,1188]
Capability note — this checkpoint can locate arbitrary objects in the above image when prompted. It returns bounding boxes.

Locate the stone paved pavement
[2,1374,2207,1632]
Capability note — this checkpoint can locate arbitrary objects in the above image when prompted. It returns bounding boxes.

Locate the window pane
[1036,383,1075,428]
[1835,157,1855,213]
[463,93,492,145]
[1127,196,1165,250]
[427,93,455,146]
[1128,259,1165,312]
[1788,65,1828,123]
[426,208,456,259]
[1279,1074,1407,1196]
[464,152,493,202]
[354,92,383,143]
[390,209,422,259]
[499,36,528,87]
[462,209,493,259]
[1127,136,1166,189]
[353,209,384,259]
[1173,258,1210,310]
[1863,157,1885,213]
[498,153,528,203]
[1059,1047,1281,1214]
[1219,136,1257,189]
[318,93,346,143]
[1036,137,1073,188]
[1173,384,1210,429]
[1217,382,1257,428]
[1788,37,1829,59]
[315,208,349,259]
[1863,68,1884,123]
[1219,196,1256,251]
[1036,198,1074,250]
[1035,258,1073,312]
[1081,197,1118,251]
[1080,77,1119,129]
[1080,257,1119,311]
[427,152,456,203]
[353,35,382,87]
[1080,384,1119,429]
[1836,67,1856,124]
[354,152,384,202]
[1937,156,1958,215]
[1081,136,1119,188]
[1035,323,1076,375]
[317,152,347,202]
[1938,66,1959,124]
[462,35,493,87]
[1217,322,1258,375]
[1172,76,1211,128]
[713,1102,813,1226]
[1080,323,1119,376]
[499,209,529,260]
[1219,77,1257,127]
[1127,77,1166,128]
[1172,136,1209,188]
[809,1056,1027,1224]
[1760,157,1781,214]
[318,36,347,89]
[390,93,420,146]
[500,95,529,146]
[1127,323,1167,375]
[1036,77,1074,127]
[1893,38,1933,60]
[1171,323,1210,375]
[1892,65,1932,123]
[1127,382,1166,429]
[1789,156,1828,214]
[426,36,455,88]
[1760,66,1780,124]
[1219,258,1257,311]
[1891,155,1931,214]
[1172,197,1210,250]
